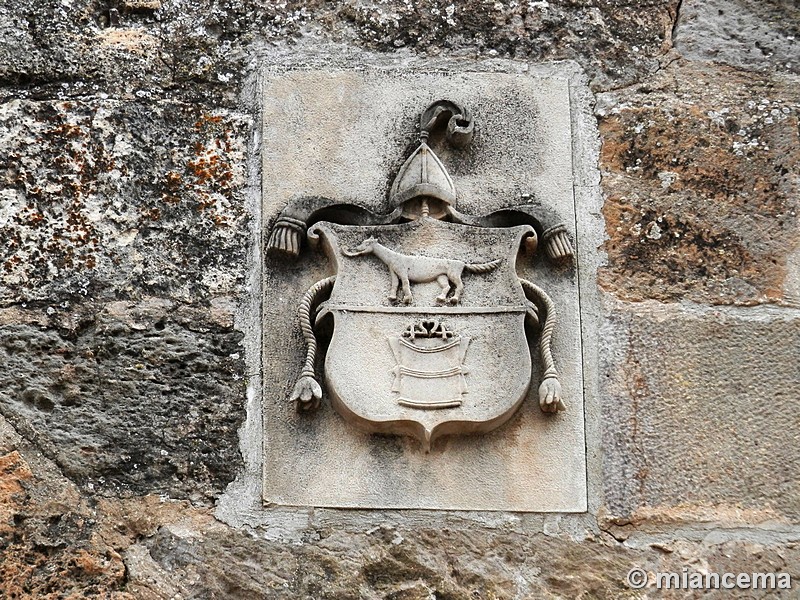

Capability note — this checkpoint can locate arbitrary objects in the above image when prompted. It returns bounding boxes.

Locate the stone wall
[1,0,798,597]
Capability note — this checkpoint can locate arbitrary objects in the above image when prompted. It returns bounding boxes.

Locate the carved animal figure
[343,237,501,305]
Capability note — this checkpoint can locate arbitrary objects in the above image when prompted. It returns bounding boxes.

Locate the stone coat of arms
[268,101,573,449]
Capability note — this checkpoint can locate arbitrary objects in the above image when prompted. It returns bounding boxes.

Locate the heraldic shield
[307,218,535,449]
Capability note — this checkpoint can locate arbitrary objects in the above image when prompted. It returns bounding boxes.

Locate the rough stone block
[597,63,800,306]
[0,99,250,305]
[0,0,679,94]
[0,421,129,598]
[674,0,800,74]
[601,299,800,524]
[4,425,799,599]
[0,301,245,503]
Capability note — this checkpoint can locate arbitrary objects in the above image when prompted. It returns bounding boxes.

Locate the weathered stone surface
[121,521,645,599]
[598,62,800,305]
[0,0,680,95]
[5,426,798,600]
[125,523,800,599]
[0,99,250,305]
[674,0,800,74]
[0,0,281,100]
[0,419,131,598]
[333,0,679,90]
[601,299,800,524]
[0,300,244,503]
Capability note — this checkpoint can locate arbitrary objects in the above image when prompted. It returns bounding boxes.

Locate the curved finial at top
[388,100,474,216]
[419,100,474,147]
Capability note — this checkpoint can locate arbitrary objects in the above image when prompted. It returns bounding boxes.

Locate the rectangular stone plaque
[261,69,588,511]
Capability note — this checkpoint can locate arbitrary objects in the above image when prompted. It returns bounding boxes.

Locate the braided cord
[519,278,558,380]
[298,276,336,378]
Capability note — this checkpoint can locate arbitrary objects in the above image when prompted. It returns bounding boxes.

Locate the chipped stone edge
[214,64,269,532]
[563,59,605,517]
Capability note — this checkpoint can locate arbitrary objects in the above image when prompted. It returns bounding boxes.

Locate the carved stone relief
[261,70,588,511]
[269,100,572,449]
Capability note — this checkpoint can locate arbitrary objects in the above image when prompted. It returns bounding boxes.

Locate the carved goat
[343,237,500,305]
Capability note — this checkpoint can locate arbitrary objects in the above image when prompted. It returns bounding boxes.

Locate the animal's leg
[449,270,464,304]
[388,270,399,302]
[401,272,413,304]
[435,274,451,303]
